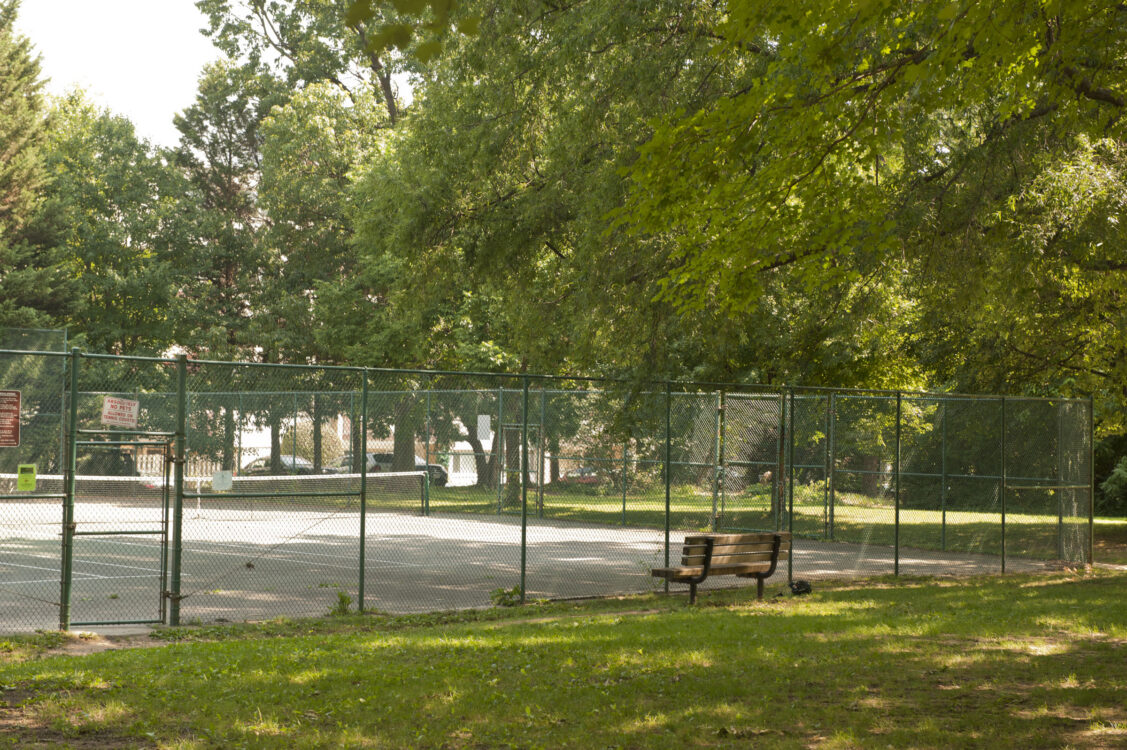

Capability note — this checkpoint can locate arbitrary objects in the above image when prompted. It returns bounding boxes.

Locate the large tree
[0,0,71,330]
[623,1,1126,410]
[42,93,184,354]
[338,0,919,389]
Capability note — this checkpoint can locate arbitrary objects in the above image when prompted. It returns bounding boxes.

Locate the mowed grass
[1094,519,1127,564]
[425,484,1092,561]
[2,571,1125,749]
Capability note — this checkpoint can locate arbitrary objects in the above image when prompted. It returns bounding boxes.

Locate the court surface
[0,500,1059,632]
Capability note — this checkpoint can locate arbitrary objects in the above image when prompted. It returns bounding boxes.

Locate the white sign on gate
[101,396,140,429]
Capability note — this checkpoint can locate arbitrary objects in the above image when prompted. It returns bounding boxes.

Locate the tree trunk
[466,432,495,488]
[392,393,419,471]
[503,425,522,508]
[221,405,235,471]
[270,416,282,473]
[549,435,560,484]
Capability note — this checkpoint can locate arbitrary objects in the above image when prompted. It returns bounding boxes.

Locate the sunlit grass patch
[1,570,1124,748]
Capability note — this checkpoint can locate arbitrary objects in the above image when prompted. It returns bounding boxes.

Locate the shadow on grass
[3,572,1125,748]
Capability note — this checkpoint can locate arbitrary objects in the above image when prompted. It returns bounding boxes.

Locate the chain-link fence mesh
[0,346,1096,631]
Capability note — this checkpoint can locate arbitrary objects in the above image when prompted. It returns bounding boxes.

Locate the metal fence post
[710,391,722,532]
[894,391,901,577]
[538,388,546,518]
[1088,395,1095,565]
[520,376,529,604]
[664,382,671,591]
[775,388,785,532]
[719,391,727,526]
[621,440,628,526]
[828,392,836,541]
[1057,401,1064,561]
[59,347,80,630]
[787,388,795,582]
[496,386,504,513]
[1000,396,1007,574]
[424,380,432,516]
[359,370,368,612]
[168,354,187,626]
[941,399,947,552]
[823,394,830,539]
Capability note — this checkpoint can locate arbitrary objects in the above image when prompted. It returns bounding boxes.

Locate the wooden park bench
[652,532,792,604]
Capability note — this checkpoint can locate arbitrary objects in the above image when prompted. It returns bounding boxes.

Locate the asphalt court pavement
[0,501,1059,632]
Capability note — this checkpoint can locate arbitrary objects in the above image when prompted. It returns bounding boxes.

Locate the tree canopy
[1,0,1124,429]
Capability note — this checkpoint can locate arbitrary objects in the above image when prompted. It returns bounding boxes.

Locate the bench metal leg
[757,577,764,600]
[689,582,698,605]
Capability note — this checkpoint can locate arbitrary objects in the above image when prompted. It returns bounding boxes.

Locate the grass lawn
[423,484,1092,562]
[1094,519,1127,565]
[2,570,1125,749]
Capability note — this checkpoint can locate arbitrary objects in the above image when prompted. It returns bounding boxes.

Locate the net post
[1000,396,1007,574]
[359,370,368,613]
[59,347,81,631]
[169,354,187,626]
[664,382,671,592]
[520,376,529,605]
[894,391,901,577]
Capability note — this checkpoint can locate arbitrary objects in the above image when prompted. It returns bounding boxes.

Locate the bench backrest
[681,532,792,567]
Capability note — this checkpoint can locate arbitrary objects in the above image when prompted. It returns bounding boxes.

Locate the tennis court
[0,489,1059,632]
[0,346,1093,633]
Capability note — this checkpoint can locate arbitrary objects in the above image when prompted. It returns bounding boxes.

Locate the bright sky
[14,0,220,148]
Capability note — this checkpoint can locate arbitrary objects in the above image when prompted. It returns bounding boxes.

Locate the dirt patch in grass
[1,683,154,749]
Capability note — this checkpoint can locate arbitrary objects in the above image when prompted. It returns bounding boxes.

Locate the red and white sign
[101,396,140,429]
[0,390,19,448]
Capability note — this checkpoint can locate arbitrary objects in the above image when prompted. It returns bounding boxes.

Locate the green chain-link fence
[0,346,1094,631]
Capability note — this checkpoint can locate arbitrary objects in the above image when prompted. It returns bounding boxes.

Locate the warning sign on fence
[101,396,140,429]
[0,390,19,448]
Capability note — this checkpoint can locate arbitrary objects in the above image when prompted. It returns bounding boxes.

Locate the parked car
[559,466,603,485]
[240,455,316,476]
[333,452,448,487]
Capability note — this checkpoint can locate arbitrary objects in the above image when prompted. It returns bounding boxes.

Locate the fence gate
[63,431,173,628]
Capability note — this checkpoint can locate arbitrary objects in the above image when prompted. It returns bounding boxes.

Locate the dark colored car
[240,455,316,476]
[334,452,448,487]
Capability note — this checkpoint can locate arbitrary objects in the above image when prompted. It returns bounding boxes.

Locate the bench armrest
[683,537,714,586]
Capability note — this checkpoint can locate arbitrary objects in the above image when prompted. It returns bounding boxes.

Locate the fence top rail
[0,348,70,358]
[0,348,1090,404]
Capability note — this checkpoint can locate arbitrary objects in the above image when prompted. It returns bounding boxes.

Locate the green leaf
[345,0,372,27]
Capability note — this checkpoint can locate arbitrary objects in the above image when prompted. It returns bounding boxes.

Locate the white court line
[0,560,62,574]
[69,557,161,574]
[181,544,417,571]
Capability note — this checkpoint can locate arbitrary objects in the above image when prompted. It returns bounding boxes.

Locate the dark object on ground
[651,532,792,604]
[789,580,812,596]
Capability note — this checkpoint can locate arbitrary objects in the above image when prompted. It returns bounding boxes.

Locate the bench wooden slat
[683,550,788,565]
[684,532,791,545]
[683,541,780,554]
[653,562,773,581]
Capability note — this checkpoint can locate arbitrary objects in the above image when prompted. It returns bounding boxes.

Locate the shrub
[1098,456,1127,516]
